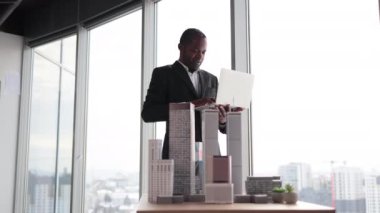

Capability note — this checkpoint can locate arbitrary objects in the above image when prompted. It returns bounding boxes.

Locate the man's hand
[191,98,215,108]
[217,104,228,124]
[216,104,244,124]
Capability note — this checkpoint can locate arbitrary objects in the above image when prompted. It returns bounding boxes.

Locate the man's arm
[141,68,169,122]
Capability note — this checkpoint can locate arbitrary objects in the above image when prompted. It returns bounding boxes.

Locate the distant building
[279,162,312,192]
[169,102,195,196]
[299,175,332,207]
[332,166,365,213]
[364,174,380,213]
[28,173,55,213]
[58,170,71,213]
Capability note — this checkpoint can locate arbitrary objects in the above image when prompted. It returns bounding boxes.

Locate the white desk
[136,195,335,213]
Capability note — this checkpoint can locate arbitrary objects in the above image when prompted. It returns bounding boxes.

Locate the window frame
[16,1,253,212]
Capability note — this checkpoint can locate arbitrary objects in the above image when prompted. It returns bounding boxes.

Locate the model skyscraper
[202,109,220,184]
[148,139,174,203]
[227,111,249,194]
[169,102,196,196]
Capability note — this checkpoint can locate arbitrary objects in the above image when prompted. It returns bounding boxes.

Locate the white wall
[0,31,23,213]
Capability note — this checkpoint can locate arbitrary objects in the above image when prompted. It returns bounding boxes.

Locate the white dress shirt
[177,60,201,96]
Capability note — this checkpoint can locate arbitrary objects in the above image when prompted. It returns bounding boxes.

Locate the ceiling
[0,0,138,40]
[0,0,23,26]
[0,0,60,36]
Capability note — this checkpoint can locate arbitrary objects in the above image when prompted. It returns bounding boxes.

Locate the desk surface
[136,195,335,213]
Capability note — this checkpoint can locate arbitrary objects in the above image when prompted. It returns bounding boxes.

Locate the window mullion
[230,0,252,178]
[140,0,157,198]
[71,26,90,213]
[14,46,33,213]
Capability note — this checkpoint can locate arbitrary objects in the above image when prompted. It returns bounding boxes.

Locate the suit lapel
[198,71,208,98]
[172,61,199,98]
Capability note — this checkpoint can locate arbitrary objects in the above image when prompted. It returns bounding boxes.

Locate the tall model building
[279,162,312,192]
[202,109,220,185]
[226,111,248,194]
[169,103,195,196]
[149,139,162,203]
[148,139,174,203]
[332,166,365,213]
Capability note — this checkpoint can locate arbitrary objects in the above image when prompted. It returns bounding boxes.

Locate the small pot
[272,192,284,203]
[284,192,298,204]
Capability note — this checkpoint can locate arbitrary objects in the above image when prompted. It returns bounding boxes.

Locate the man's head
[178,28,207,72]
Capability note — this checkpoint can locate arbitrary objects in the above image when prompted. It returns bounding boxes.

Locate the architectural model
[148,139,174,203]
[147,104,258,205]
[202,109,220,185]
[234,194,252,203]
[195,142,204,193]
[204,155,233,203]
[148,139,162,203]
[169,102,195,196]
[252,194,269,203]
[205,183,234,203]
[245,176,281,201]
[213,155,232,183]
[227,111,249,194]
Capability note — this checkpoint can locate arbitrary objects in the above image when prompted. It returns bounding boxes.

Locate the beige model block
[205,183,234,204]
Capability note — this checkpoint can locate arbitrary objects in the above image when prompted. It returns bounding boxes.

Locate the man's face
[179,37,207,72]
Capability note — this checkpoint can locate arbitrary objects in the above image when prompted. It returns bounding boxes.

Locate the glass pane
[250,0,380,212]
[56,70,76,213]
[35,40,61,63]
[85,10,142,213]
[62,36,77,73]
[156,0,231,154]
[28,54,60,213]
[28,35,76,213]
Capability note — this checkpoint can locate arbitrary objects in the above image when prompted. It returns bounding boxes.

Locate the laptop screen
[216,68,254,109]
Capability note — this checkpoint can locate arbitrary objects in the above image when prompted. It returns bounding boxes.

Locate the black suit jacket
[141,61,220,159]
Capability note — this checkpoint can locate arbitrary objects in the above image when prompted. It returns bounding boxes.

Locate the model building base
[252,194,268,203]
[185,194,206,202]
[156,196,173,204]
[234,194,251,203]
[205,183,234,203]
[156,195,184,204]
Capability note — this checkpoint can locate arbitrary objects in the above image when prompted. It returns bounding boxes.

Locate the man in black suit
[141,28,228,159]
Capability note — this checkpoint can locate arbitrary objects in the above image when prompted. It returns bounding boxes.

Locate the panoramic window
[250,0,380,212]
[85,10,142,213]
[155,0,231,153]
[28,35,77,213]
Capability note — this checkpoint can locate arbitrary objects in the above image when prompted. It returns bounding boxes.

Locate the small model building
[213,156,232,183]
[245,176,281,201]
[227,112,249,194]
[205,155,234,203]
[148,139,174,203]
[205,183,234,203]
[234,194,251,203]
[252,194,269,203]
[169,102,196,196]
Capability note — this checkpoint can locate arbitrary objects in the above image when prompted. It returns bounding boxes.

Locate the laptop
[216,68,254,109]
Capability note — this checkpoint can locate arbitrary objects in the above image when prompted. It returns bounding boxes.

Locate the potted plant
[284,184,298,204]
[272,186,285,203]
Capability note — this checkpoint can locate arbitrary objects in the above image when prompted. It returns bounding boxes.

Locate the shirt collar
[177,60,199,74]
